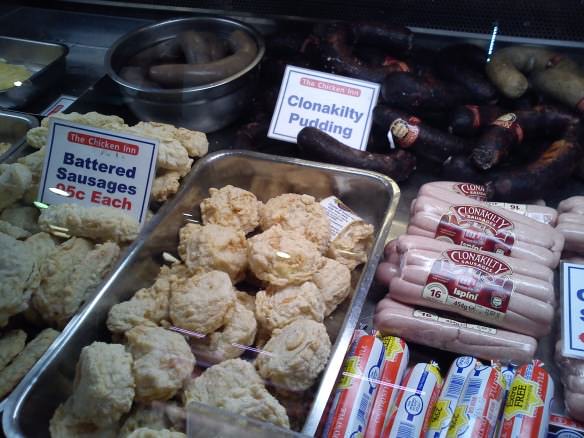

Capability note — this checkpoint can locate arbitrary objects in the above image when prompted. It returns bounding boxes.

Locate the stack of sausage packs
[375,181,564,364]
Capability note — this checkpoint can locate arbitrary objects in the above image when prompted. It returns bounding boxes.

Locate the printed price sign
[561,262,584,359]
[41,95,77,116]
[38,120,158,224]
[268,65,380,150]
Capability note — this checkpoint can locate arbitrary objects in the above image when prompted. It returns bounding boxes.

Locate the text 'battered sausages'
[296,127,416,181]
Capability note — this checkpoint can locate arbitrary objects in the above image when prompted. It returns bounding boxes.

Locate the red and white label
[422,249,515,321]
[452,183,488,201]
[388,117,420,149]
[435,205,515,256]
[38,119,158,224]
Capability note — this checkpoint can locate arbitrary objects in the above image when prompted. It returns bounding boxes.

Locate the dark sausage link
[320,24,409,83]
[472,107,579,170]
[119,66,160,88]
[297,127,416,182]
[373,105,468,163]
[435,44,497,102]
[485,123,582,201]
[449,105,504,137]
[442,155,488,183]
[381,72,471,112]
[179,31,212,64]
[149,30,257,87]
[350,22,414,56]
[205,33,229,61]
[128,38,183,66]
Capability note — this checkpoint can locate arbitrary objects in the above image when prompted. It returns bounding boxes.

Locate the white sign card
[41,95,77,116]
[38,119,158,224]
[561,262,584,359]
[268,65,380,150]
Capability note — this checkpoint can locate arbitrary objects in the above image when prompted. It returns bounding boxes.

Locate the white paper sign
[41,95,77,116]
[562,262,584,359]
[268,65,380,150]
[38,120,158,224]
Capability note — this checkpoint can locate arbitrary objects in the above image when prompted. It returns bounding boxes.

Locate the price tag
[41,95,76,116]
[561,261,584,359]
[38,119,158,224]
[268,65,380,150]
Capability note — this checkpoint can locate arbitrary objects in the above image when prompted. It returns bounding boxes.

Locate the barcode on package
[445,374,466,400]
[357,392,372,424]
[396,421,416,438]
[462,378,482,404]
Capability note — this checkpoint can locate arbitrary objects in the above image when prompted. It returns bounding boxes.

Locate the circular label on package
[455,356,475,369]
[405,394,424,416]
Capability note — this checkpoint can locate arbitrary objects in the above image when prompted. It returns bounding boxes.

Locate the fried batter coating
[247,225,324,287]
[68,342,135,425]
[169,270,236,335]
[33,239,119,328]
[0,232,39,327]
[1,204,40,234]
[49,404,119,438]
[38,204,140,243]
[0,328,59,399]
[151,170,181,203]
[0,329,26,371]
[182,359,290,429]
[126,326,195,402]
[312,257,352,316]
[131,121,208,158]
[200,185,261,234]
[260,193,331,253]
[191,298,257,363]
[327,221,374,270]
[178,223,247,283]
[255,320,331,392]
[0,163,32,210]
[255,282,324,332]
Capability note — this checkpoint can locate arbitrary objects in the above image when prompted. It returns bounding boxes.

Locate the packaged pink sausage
[446,363,506,438]
[381,362,443,438]
[499,360,554,438]
[420,181,558,226]
[388,235,554,338]
[364,335,409,438]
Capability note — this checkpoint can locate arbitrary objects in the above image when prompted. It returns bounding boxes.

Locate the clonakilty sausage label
[422,249,515,321]
[452,183,488,201]
[435,205,515,256]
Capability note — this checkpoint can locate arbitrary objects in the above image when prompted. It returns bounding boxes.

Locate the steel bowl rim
[105,16,265,96]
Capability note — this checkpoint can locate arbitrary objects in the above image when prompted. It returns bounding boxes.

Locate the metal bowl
[105,16,265,133]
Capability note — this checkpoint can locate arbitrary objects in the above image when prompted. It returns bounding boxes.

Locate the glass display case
[1,1,584,437]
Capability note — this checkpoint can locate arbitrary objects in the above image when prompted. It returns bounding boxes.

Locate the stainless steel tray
[0,109,38,162]
[0,36,68,109]
[3,150,399,437]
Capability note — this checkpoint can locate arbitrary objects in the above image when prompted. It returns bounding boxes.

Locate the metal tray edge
[3,149,400,437]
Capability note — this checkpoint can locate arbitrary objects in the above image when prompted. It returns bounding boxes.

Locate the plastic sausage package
[321,331,555,438]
